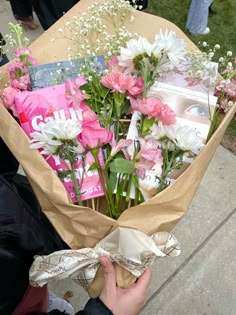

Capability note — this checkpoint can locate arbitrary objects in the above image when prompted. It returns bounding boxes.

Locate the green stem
[70,162,82,206]
[91,149,116,217]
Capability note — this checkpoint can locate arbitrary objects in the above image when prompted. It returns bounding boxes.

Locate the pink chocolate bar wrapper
[14,84,104,203]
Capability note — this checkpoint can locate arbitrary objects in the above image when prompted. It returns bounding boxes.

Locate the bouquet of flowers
[0,0,235,296]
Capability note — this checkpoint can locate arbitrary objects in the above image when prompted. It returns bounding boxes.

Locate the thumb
[134,267,152,293]
[100,256,116,291]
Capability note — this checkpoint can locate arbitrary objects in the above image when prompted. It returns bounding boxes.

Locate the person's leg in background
[0,32,9,67]
[32,0,79,30]
[0,53,8,67]
[186,0,213,35]
[9,0,38,30]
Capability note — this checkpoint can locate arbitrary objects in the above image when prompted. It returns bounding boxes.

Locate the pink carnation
[100,72,144,95]
[155,102,176,125]
[79,126,113,149]
[130,97,176,125]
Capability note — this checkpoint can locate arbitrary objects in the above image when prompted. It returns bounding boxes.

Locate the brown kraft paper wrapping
[0,0,236,297]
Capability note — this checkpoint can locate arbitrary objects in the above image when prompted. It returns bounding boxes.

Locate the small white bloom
[208,52,214,59]
[219,57,224,63]
[214,44,220,50]
[227,51,232,57]
[202,41,207,47]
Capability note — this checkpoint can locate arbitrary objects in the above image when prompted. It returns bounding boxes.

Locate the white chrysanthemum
[149,123,176,150]
[30,131,62,155]
[118,36,155,72]
[154,29,186,68]
[150,123,204,155]
[173,125,204,155]
[30,118,83,156]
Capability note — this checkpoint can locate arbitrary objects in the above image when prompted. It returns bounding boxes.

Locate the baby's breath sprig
[61,0,137,73]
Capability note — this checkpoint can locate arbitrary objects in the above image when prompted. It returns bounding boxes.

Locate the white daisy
[30,118,83,156]
[173,124,204,155]
[154,29,186,69]
[30,130,62,156]
[150,123,204,155]
[149,123,176,150]
[118,36,155,73]
[43,118,83,140]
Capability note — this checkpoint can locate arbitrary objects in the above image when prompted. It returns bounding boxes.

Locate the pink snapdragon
[65,77,87,105]
[130,97,176,125]
[10,74,31,91]
[100,72,144,96]
[14,47,31,58]
[106,56,125,73]
[14,47,37,66]
[0,86,18,116]
[214,80,236,112]
[7,62,28,80]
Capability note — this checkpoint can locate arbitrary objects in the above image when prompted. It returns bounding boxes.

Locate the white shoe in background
[48,291,75,315]
[191,27,210,35]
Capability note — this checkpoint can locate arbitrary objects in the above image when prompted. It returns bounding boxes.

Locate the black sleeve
[28,298,113,315]
[29,311,68,314]
[76,298,113,315]
[0,175,69,314]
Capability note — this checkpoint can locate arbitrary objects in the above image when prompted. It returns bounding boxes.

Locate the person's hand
[99,256,152,315]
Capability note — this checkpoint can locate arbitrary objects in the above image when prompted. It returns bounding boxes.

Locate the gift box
[0,0,235,297]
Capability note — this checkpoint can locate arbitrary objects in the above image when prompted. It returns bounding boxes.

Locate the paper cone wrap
[0,0,235,297]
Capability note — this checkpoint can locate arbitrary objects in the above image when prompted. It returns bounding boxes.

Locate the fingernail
[100,256,109,266]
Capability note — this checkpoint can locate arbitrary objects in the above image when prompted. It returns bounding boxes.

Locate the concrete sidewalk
[1,1,235,314]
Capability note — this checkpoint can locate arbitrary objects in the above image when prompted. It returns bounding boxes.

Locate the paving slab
[145,145,236,300]
[142,209,236,315]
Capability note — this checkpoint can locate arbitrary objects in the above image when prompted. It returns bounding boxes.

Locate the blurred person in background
[0,32,9,66]
[186,0,213,35]
[32,0,80,30]
[9,0,38,30]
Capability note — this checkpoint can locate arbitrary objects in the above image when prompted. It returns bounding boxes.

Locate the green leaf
[57,170,71,180]
[142,117,155,135]
[88,162,100,171]
[108,172,118,193]
[109,158,135,174]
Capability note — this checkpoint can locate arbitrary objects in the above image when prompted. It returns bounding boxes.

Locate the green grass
[144,0,236,151]
[145,0,236,56]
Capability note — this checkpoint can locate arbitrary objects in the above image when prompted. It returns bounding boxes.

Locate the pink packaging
[15,84,104,203]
